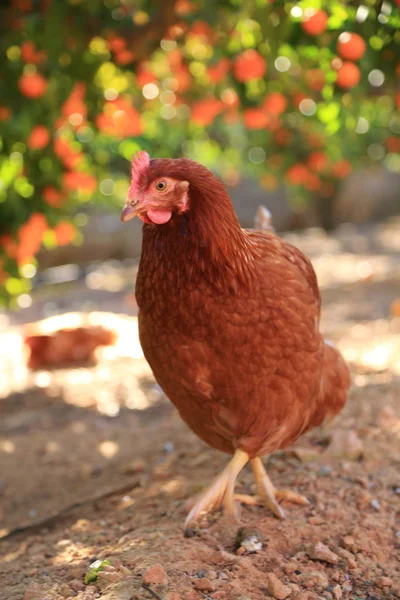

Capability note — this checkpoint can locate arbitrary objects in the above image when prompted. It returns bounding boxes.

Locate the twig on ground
[0,478,140,541]
[142,584,164,600]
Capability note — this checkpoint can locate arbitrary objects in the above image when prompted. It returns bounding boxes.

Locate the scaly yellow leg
[235,457,310,519]
[184,449,249,528]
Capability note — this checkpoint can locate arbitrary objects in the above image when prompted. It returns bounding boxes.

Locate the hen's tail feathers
[311,341,351,429]
[254,205,275,232]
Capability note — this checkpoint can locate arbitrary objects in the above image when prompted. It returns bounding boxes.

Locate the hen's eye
[155,181,167,191]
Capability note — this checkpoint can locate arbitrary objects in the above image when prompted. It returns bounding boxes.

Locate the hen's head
[121,151,189,225]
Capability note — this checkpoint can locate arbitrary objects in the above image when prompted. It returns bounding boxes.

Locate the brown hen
[121,152,350,527]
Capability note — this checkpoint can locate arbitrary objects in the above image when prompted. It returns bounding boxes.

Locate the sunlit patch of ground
[0,221,399,600]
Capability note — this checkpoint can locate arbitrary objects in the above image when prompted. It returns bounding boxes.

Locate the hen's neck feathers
[141,159,252,291]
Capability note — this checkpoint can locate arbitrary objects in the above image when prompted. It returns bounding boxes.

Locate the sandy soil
[0,222,399,600]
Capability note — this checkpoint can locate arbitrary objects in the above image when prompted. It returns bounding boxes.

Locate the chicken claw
[184,449,249,529]
[234,457,310,519]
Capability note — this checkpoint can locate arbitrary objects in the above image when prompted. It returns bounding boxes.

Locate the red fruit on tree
[301,10,328,36]
[292,92,307,108]
[286,164,309,185]
[18,72,48,98]
[21,41,46,64]
[243,108,270,130]
[386,137,400,153]
[54,222,76,246]
[335,61,361,89]
[115,50,135,65]
[274,129,292,146]
[108,36,126,53]
[62,171,97,192]
[307,152,328,172]
[0,106,11,121]
[43,186,65,207]
[27,125,50,150]
[263,92,287,116]
[337,32,366,61]
[62,82,87,119]
[208,58,231,84]
[332,159,352,178]
[191,98,224,126]
[233,50,267,82]
[305,69,325,91]
[304,172,321,192]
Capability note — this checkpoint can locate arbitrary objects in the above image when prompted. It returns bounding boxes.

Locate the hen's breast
[137,242,324,457]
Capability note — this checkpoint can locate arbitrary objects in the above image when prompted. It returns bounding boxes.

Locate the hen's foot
[239,457,310,519]
[184,449,249,529]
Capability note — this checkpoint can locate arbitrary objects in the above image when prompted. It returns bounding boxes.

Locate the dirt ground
[0,221,399,600]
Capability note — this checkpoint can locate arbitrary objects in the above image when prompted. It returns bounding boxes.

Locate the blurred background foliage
[0,0,399,307]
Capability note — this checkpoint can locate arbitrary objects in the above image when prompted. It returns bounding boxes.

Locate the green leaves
[0,0,399,305]
[84,559,111,585]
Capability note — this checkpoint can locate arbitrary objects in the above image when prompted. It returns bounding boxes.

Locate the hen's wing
[245,228,321,314]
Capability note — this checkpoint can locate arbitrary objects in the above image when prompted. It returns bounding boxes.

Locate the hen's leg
[235,457,309,519]
[185,449,249,528]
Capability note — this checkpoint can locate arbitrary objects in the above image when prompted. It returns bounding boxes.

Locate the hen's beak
[120,203,139,223]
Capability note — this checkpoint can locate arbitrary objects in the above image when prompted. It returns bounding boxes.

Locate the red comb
[128,151,150,200]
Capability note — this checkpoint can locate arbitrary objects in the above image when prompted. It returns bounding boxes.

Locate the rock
[299,571,329,589]
[142,564,169,586]
[325,430,363,460]
[376,576,393,588]
[370,498,381,511]
[308,516,325,525]
[292,447,322,463]
[283,564,298,575]
[307,542,339,564]
[342,536,358,553]
[347,558,357,570]
[58,584,74,598]
[97,570,124,587]
[194,577,216,592]
[332,585,342,599]
[265,573,292,600]
[23,585,53,600]
[165,594,182,600]
[100,578,137,600]
[69,579,84,592]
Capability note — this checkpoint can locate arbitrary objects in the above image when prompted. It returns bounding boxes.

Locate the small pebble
[284,564,298,575]
[163,441,174,453]
[332,584,342,599]
[370,498,381,511]
[197,569,208,578]
[69,579,84,592]
[265,573,292,600]
[319,465,333,476]
[308,516,325,525]
[308,542,339,564]
[142,564,169,586]
[376,576,393,588]
[299,571,329,589]
[194,577,216,592]
[347,558,357,570]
